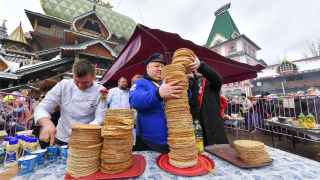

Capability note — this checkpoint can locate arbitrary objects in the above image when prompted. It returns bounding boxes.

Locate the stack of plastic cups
[1,136,10,166]
[29,137,39,152]
[47,146,59,162]
[3,136,11,147]
[31,149,47,169]
[59,145,68,163]
[21,136,27,156]
[15,135,25,157]
[0,147,5,166]
[18,154,37,175]
[4,137,19,166]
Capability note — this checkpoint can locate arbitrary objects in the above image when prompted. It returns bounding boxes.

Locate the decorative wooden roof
[40,0,136,40]
[25,9,71,28]
[61,39,117,57]
[9,23,28,45]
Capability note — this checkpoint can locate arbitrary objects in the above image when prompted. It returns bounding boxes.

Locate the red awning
[101,24,264,85]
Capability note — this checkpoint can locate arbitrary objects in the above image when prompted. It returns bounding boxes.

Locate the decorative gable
[72,11,111,39]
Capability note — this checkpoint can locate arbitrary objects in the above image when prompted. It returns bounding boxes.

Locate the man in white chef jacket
[34,60,107,145]
[106,77,130,109]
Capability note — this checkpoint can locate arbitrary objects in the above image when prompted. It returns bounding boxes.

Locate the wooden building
[0,0,137,89]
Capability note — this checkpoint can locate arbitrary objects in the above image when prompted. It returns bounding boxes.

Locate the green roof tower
[205,3,240,48]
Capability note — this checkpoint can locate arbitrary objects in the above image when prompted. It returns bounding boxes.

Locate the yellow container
[5,141,19,166]
[29,142,39,152]
[196,137,204,153]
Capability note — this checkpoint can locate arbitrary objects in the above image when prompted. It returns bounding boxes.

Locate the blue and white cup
[31,149,47,167]
[18,155,37,175]
[59,145,68,161]
[0,148,5,165]
[47,146,59,162]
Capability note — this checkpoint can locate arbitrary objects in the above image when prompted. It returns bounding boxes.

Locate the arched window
[80,18,102,35]
[8,45,19,51]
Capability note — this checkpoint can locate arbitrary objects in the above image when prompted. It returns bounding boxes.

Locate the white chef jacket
[34,79,107,142]
[106,87,130,109]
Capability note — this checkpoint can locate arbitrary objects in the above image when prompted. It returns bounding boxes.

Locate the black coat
[189,62,229,146]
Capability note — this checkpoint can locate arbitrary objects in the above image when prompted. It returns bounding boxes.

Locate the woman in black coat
[188,61,229,146]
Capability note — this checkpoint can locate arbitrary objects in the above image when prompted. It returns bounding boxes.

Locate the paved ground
[225,129,320,162]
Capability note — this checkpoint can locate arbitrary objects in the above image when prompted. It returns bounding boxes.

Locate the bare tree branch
[304,39,320,57]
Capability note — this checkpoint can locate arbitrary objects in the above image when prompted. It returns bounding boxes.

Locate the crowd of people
[0,91,33,134]
[224,89,320,131]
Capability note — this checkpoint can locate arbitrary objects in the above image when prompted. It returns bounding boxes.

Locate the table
[14,147,320,180]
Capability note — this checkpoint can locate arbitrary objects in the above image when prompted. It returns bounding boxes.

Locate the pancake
[100,109,134,174]
[233,140,271,165]
[162,48,199,168]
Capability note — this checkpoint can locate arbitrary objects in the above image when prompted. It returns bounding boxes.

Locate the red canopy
[101,24,264,86]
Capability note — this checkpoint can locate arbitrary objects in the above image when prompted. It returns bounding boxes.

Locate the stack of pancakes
[171,48,197,67]
[67,124,102,178]
[233,140,271,165]
[161,48,198,168]
[101,109,134,174]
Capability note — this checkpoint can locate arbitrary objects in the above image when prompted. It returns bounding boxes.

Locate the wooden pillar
[34,18,38,30]
[75,51,80,61]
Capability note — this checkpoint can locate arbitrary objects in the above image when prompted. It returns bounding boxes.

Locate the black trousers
[133,136,169,154]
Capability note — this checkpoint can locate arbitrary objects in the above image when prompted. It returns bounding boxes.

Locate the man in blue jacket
[130,53,188,153]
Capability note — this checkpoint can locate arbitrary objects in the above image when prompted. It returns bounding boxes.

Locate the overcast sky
[1,0,320,65]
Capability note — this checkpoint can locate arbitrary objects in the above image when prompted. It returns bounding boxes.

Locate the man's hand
[186,56,200,73]
[38,118,56,145]
[99,87,108,100]
[99,87,109,95]
[159,80,184,99]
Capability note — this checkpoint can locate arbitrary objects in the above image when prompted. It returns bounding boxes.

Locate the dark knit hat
[144,53,166,65]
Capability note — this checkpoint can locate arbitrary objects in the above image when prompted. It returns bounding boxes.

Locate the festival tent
[100,24,264,86]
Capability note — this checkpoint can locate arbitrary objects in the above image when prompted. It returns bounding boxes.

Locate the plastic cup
[18,155,37,175]
[31,149,47,168]
[59,145,68,162]
[47,146,59,162]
